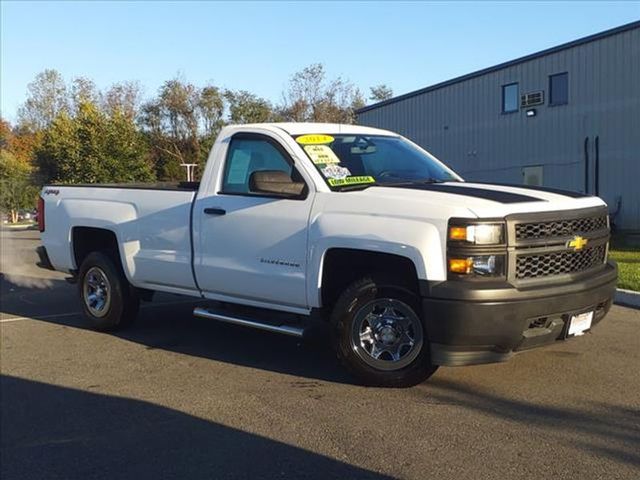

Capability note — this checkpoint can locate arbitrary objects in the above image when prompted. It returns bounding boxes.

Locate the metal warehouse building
[356,21,640,231]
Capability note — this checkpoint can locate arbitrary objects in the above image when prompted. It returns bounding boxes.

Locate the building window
[502,83,519,113]
[549,72,568,106]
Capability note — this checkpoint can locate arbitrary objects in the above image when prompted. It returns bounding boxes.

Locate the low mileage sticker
[327,176,376,187]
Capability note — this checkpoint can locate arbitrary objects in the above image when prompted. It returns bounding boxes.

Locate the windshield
[293,134,461,190]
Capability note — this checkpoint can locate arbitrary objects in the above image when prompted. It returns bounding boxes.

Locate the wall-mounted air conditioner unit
[521,91,544,107]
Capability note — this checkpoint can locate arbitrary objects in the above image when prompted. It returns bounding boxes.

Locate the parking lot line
[0,312,81,323]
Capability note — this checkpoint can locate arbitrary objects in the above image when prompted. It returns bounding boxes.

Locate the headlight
[447,219,507,279]
[448,255,505,277]
[449,223,505,245]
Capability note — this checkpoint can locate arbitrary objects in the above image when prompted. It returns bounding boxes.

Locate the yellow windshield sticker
[304,145,341,164]
[296,134,335,145]
[327,176,376,187]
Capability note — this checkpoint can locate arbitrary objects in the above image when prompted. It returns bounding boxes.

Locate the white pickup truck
[37,123,617,387]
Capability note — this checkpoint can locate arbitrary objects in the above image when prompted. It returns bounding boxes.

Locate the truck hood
[351,181,607,218]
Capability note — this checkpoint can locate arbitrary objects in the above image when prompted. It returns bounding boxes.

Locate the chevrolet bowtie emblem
[567,236,588,251]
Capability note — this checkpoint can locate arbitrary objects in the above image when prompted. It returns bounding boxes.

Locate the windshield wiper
[411,177,459,184]
[336,182,380,192]
[336,180,418,191]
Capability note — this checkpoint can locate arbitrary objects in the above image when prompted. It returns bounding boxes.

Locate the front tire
[332,276,438,387]
[78,251,139,331]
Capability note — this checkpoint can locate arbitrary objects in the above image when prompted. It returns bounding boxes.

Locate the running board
[193,307,305,338]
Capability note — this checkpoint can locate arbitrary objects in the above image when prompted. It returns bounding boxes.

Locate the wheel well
[72,227,120,270]
[320,248,419,310]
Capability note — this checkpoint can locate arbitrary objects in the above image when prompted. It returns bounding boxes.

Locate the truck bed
[50,181,200,191]
[41,183,199,296]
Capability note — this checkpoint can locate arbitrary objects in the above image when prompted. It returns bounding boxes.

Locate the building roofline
[356,20,640,114]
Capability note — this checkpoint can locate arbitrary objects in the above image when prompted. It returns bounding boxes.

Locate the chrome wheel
[351,298,424,371]
[83,266,111,318]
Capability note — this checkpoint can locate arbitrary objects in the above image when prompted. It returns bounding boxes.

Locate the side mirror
[249,170,305,197]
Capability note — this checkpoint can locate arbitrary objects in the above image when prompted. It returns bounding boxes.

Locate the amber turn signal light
[448,226,467,241]
[449,258,473,274]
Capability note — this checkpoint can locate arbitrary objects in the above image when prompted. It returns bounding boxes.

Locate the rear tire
[331,275,438,387]
[78,251,139,331]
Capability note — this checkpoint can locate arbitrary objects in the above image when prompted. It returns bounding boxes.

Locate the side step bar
[193,307,305,338]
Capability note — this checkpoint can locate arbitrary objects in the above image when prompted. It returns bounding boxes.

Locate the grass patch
[609,250,640,263]
[609,248,640,291]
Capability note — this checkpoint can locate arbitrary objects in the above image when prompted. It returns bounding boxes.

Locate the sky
[2,1,639,123]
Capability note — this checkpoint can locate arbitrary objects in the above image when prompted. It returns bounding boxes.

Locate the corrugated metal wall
[358,26,640,230]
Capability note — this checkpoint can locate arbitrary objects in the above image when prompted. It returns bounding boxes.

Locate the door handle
[204,207,226,215]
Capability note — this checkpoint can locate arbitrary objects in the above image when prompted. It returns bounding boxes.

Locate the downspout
[594,136,600,197]
[583,136,590,194]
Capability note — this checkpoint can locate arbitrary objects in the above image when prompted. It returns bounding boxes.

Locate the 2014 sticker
[296,134,335,145]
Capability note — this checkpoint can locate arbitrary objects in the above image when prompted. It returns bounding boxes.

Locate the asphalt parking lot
[1,228,639,480]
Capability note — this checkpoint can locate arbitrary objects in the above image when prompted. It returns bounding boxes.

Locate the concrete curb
[1,224,37,231]
[615,289,640,309]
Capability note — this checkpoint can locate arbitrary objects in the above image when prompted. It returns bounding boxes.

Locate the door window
[222,137,293,194]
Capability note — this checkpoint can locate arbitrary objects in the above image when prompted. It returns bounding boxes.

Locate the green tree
[199,85,225,136]
[197,85,225,164]
[0,149,37,223]
[1,119,40,167]
[140,77,208,180]
[139,100,181,180]
[369,84,393,102]
[70,77,101,114]
[279,63,364,124]
[106,110,155,182]
[1,119,39,222]
[17,69,69,132]
[37,102,154,184]
[225,90,274,124]
[103,81,142,120]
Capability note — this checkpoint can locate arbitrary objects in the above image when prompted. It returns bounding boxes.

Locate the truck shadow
[0,275,352,385]
[418,377,640,468]
[0,375,394,480]
[3,275,640,472]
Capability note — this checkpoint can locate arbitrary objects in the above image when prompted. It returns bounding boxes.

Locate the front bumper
[420,262,617,366]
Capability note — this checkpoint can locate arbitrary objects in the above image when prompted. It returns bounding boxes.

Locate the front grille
[515,215,607,240]
[515,244,606,279]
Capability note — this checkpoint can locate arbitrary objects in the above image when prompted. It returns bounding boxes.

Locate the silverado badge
[567,236,588,251]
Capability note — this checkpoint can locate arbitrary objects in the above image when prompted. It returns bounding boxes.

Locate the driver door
[193,133,312,310]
